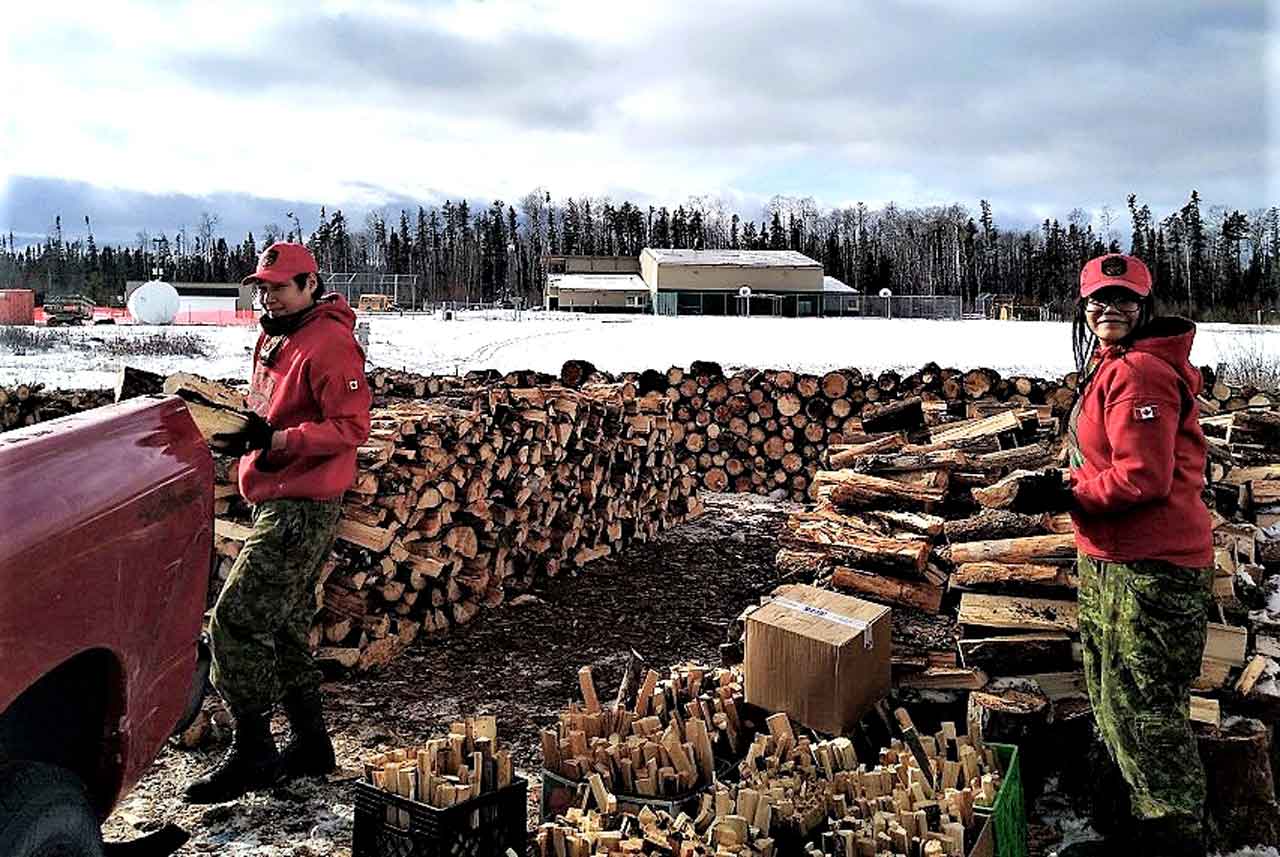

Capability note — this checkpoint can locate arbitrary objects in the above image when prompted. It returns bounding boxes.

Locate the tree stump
[1197,717,1280,850]
[966,677,1052,799]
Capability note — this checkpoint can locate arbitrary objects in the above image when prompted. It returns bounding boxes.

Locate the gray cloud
[0,176,524,247]
[170,12,612,131]
[3,0,1274,231]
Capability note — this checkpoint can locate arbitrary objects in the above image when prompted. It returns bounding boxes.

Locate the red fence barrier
[32,308,257,326]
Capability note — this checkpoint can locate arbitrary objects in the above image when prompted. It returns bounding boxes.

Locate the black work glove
[1035,469,1077,513]
[209,412,275,457]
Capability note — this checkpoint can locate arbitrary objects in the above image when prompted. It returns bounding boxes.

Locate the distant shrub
[87,333,210,358]
[0,327,57,352]
[1218,331,1280,392]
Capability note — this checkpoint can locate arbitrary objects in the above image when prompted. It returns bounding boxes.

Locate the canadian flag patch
[1134,404,1160,421]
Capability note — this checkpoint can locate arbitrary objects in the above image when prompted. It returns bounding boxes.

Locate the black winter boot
[183,708,280,804]
[278,687,336,780]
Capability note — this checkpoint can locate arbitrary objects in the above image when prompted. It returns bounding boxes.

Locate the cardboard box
[743,583,891,735]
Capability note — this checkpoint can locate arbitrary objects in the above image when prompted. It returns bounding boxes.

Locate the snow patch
[3,313,1277,391]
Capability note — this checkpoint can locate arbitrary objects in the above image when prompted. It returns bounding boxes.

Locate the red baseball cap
[242,242,319,287]
[1079,253,1152,298]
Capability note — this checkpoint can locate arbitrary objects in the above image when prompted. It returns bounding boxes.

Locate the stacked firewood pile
[774,383,1280,848]
[777,401,1069,650]
[544,659,749,800]
[0,382,114,431]
[536,710,1003,857]
[184,372,703,672]
[627,362,1079,504]
[358,361,1085,505]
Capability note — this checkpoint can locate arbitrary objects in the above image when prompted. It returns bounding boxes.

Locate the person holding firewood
[185,243,372,804]
[1058,253,1215,857]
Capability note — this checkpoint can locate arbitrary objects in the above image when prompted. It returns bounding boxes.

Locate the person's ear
[306,273,319,297]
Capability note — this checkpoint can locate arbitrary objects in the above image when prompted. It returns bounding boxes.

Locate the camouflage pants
[209,498,341,717]
[1077,552,1213,843]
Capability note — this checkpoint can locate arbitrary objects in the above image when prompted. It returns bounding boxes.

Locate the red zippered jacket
[238,294,372,503]
[1068,316,1213,567]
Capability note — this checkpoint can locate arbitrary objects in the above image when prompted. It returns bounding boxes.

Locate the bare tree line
[2,190,1275,319]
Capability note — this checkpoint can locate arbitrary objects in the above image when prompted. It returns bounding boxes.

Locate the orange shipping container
[0,290,35,325]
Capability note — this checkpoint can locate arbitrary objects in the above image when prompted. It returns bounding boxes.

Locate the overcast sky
[1,0,1275,245]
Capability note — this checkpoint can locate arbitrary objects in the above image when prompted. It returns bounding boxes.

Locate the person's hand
[1037,469,1076,513]
[209,412,274,457]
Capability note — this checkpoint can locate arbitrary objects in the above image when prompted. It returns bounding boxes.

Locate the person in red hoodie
[185,243,371,804]
[1062,254,1214,857]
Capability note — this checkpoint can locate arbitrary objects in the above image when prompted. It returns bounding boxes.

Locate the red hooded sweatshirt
[1068,316,1213,568]
[238,294,372,503]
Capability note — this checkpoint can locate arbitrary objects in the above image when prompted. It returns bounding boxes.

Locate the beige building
[639,248,825,316]
[544,255,641,275]
[545,273,653,312]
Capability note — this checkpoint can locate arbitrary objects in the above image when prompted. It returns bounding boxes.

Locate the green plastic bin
[973,742,1027,857]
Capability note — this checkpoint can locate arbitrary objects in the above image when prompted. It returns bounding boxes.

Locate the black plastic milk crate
[539,765,737,822]
[352,776,528,857]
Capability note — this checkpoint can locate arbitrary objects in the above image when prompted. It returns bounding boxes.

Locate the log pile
[0,382,113,431]
[203,377,703,671]
[778,400,1067,647]
[777,389,1280,848]
[361,714,514,824]
[543,661,748,799]
[781,387,1280,697]
[1202,396,1280,720]
[536,710,1004,857]
[649,363,1079,503]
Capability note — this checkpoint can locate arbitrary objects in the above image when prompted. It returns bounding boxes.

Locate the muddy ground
[101,493,1126,856]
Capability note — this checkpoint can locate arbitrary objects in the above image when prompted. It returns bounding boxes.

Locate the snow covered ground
[2,310,1277,390]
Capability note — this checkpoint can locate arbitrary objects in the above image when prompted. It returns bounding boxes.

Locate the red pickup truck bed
[0,395,213,820]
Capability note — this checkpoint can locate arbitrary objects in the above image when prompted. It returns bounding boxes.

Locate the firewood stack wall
[211,379,704,671]
[0,382,114,431]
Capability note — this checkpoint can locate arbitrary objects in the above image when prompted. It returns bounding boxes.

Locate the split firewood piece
[929,410,1022,445]
[851,449,968,475]
[1197,623,1248,690]
[943,510,1051,544]
[828,434,907,467]
[613,648,648,711]
[831,567,944,614]
[813,469,947,510]
[165,371,252,440]
[578,666,601,713]
[864,509,946,538]
[957,592,1078,633]
[765,712,795,758]
[860,397,926,434]
[970,443,1054,473]
[1190,695,1221,727]
[971,468,1070,513]
[949,562,1075,591]
[780,516,931,573]
[1235,654,1268,696]
[958,633,1074,674]
[942,533,1077,566]
[660,723,697,784]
